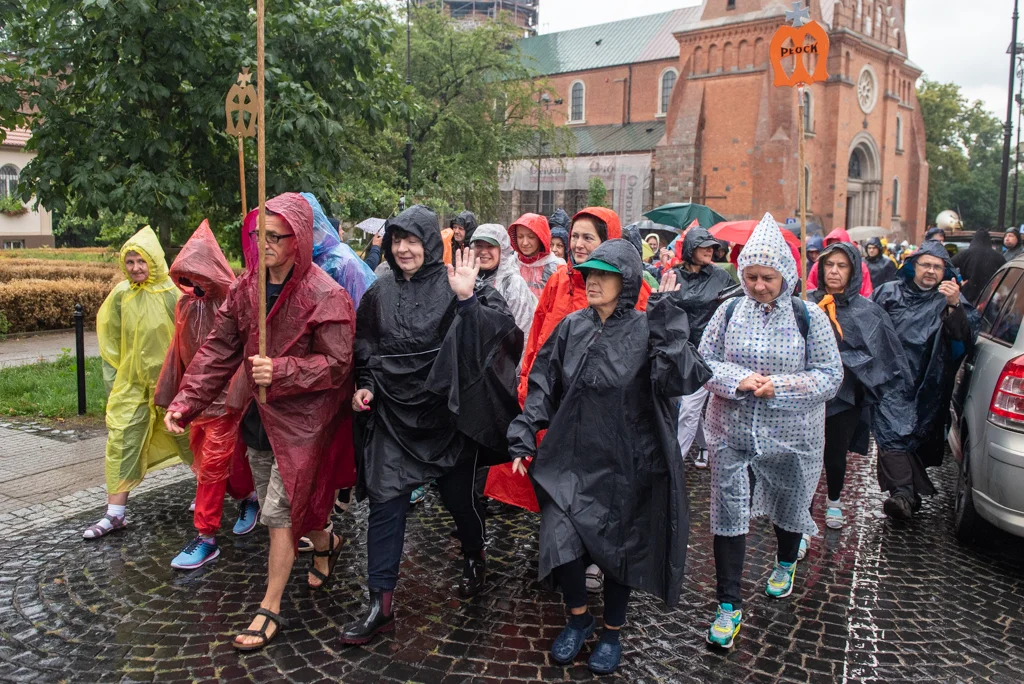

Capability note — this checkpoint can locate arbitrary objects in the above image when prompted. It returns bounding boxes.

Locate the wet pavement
[0,331,97,368]
[0,449,1022,683]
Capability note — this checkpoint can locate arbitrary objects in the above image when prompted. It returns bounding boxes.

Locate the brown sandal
[307,532,342,590]
[232,608,288,651]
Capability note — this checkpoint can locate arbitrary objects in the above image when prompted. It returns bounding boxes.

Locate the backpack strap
[724,297,740,327]
[791,296,809,341]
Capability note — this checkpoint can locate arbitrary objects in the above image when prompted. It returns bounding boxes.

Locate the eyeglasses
[248,230,295,245]
[915,262,945,273]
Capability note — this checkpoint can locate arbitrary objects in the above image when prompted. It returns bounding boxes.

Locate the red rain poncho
[508,213,566,297]
[155,220,243,484]
[486,207,650,512]
[806,227,874,296]
[167,193,356,540]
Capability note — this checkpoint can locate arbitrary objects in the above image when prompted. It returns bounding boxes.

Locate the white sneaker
[796,534,810,561]
[825,501,845,529]
[694,448,709,469]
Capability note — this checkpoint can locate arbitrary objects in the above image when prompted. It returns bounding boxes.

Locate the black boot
[883,492,914,521]
[458,554,486,598]
[341,590,394,645]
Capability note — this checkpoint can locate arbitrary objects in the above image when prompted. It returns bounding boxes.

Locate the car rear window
[978,268,1021,339]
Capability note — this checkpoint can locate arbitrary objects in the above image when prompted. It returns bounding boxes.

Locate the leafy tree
[588,177,608,208]
[1,0,404,252]
[399,5,566,218]
[918,79,1005,229]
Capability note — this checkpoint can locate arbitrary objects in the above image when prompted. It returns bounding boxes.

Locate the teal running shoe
[410,486,426,505]
[171,536,220,570]
[765,561,797,598]
[706,604,742,648]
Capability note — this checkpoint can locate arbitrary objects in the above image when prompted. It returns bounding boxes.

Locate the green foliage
[2,0,405,247]
[0,352,106,418]
[588,177,608,208]
[56,207,148,248]
[918,79,1005,229]
[0,194,25,215]
[0,311,9,338]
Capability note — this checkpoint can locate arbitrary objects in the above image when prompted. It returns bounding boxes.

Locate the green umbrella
[644,203,727,230]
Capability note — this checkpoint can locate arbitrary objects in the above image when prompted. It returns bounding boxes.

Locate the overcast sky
[537,0,1014,117]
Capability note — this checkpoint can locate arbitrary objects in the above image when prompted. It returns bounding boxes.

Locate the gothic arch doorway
[845,133,881,228]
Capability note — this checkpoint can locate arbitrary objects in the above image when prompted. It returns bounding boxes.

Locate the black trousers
[823,407,862,502]
[714,525,802,609]
[366,456,485,591]
[553,556,631,628]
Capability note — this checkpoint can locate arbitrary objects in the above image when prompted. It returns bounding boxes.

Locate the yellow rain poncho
[97,226,192,493]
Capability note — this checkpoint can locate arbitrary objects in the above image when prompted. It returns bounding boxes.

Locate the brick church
[504,0,928,242]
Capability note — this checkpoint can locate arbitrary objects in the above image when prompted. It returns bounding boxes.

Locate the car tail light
[989,355,1024,432]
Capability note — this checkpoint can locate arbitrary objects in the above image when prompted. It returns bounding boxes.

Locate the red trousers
[189,414,254,535]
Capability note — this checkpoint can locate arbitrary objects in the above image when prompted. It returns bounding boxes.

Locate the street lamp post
[1014,59,1023,227]
[404,0,413,204]
[1000,0,1020,230]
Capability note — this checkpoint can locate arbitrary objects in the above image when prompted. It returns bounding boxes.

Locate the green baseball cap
[470,235,500,247]
[575,258,621,274]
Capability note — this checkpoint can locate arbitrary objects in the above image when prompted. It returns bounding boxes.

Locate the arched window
[892,177,901,217]
[863,2,873,36]
[659,69,678,115]
[723,41,736,71]
[848,150,862,179]
[0,164,18,199]
[803,90,814,133]
[895,115,904,151]
[569,81,585,123]
[692,46,705,74]
[738,39,752,69]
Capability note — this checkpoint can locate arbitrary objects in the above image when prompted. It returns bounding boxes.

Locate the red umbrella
[710,220,801,248]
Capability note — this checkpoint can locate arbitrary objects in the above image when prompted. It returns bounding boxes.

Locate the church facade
[509,0,928,241]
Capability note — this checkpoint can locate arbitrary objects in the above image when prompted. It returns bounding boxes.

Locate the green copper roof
[519,6,700,76]
[569,121,666,155]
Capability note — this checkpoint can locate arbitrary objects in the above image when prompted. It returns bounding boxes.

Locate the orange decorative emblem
[769,20,830,88]
[225,68,259,138]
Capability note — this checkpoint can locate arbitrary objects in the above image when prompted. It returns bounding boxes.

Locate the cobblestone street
[0,446,1022,683]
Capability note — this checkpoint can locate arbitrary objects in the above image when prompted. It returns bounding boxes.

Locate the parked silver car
[948,257,1024,541]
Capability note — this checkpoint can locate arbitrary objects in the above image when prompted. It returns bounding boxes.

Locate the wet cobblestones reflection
[0,450,1022,683]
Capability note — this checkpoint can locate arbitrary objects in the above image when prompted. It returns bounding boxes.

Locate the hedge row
[0,262,121,284]
[0,247,117,262]
[0,278,111,332]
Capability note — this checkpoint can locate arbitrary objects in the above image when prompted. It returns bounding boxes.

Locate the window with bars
[0,164,18,199]
[660,70,677,115]
[570,82,585,122]
[565,189,588,215]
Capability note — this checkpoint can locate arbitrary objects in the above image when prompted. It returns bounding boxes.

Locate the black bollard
[74,303,86,416]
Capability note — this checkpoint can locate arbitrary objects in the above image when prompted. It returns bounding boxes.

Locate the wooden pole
[237,136,247,217]
[797,84,807,300]
[256,0,267,403]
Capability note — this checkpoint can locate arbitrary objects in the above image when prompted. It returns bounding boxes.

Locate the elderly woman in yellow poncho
[83,226,192,539]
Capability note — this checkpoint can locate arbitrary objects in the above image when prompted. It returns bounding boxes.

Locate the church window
[570,81,585,123]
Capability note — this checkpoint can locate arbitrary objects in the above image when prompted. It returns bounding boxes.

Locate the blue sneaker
[765,560,797,598]
[232,496,260,536]
[171,536,220,570]
[551,613,596,664]
[706,604,742,648]
[587,636,622,674]
[410,486,426,505]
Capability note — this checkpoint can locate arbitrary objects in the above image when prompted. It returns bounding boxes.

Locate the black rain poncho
[871,240,979,491]
[355,205,523,503]
[506,239,712,606]
[809,243,914,451]
[951,229,1006,303]
[669,227,738,346]
[864,237,898,288]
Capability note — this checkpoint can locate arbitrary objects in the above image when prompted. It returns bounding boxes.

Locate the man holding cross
[164,192,356,650]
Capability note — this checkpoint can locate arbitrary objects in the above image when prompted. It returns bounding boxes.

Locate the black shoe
[883,493,914,521]
[341,590,395,645]
[458,555,486,598]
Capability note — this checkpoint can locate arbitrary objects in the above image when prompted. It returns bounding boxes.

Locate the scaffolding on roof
[413,0,539,36]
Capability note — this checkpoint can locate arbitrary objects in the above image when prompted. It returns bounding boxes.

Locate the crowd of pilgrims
[83,192,981,672]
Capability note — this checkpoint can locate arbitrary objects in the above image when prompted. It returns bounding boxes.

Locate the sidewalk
[0,330,98,368]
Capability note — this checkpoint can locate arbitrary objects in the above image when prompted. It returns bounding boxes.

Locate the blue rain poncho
[302,193,376,308]
[699,213,843,537]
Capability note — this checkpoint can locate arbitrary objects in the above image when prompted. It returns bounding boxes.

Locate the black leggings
[553,557,631,628]
[823,407,862,502]
[714,525,802,609]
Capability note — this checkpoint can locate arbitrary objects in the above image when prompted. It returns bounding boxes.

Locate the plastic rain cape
[505,239,711,606]
[97,226,192,493]
[699,213,843,537]
[472,223,537,337]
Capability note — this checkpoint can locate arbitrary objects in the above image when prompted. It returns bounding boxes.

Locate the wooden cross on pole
[769,1,830,299]
[225,67,258,218]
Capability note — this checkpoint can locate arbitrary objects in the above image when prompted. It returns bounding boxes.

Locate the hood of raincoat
[549,226,569,250]
[814,242,863,301]
[621,223,646,257]
[579,239,642,312]
[295,192,376,307]
[824,227,852,246]
[925,227,945,241]
[169,220,235,300]
[382,204,445,279]
[119,226,171,289]
[806,235,824,253]
[681,226,719,264]
[548,208,571,231]
[898,239,958,285]
[241,193,315,281]
[508,213,553,256]
[472,223,537,335]
[571,206,622,242]
[865,237,884,258]
[452,210,478,241]
[737,213,798,302]
[950,229,1006,303]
